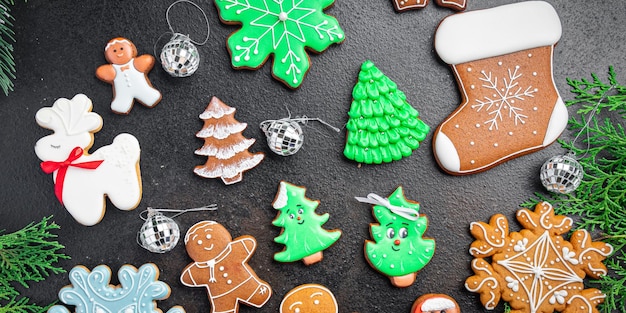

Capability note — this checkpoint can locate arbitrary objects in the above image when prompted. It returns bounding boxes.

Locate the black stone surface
[1,1,625,312]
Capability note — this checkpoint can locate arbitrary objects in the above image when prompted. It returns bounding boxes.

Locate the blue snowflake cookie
[48,263,185,313]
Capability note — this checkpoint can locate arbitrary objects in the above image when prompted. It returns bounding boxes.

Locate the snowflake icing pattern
[466,202,613,313]
[215,0,345,88]
[471,66,537,130]
[48,264,185,313]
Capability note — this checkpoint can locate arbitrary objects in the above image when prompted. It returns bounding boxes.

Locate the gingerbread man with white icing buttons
[181,221,272,313]
[96,37,162,114]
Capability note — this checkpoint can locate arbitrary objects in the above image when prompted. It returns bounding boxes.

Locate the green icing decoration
[214,0,345,88]
[272,181,341,263]
[364,186,435,278]
[344,60,430,164]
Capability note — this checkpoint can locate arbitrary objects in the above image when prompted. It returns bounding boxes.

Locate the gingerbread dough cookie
[181,221,272,313]
[96,37,161,114]
[466,202,613,313]
[433,1,567,175]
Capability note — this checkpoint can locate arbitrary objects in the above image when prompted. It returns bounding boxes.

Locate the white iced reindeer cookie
[35,94,142,226]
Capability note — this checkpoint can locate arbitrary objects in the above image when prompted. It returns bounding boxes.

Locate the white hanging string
[355,193,419,221]
[567,85,617,160]
[166,0,211,45]
[139,204,218,221]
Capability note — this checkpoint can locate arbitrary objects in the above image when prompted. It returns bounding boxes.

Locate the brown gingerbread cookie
[280,284,338,313]
[181,221,272,313]
[433,1,567,175]
[466,202,613,313]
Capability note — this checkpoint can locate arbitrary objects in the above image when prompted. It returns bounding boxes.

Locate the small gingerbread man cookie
[96,37,162,114]
[181,221,272,313]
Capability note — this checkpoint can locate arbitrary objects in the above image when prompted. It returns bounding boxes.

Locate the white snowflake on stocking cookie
[471,65,537,130]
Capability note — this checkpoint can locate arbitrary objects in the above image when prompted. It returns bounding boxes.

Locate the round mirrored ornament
[160,33,200,77]
[261,119,305,156]
[540,154,584,194]
[137,208,180,253]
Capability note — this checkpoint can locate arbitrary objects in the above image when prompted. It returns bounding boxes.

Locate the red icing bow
[40,147,104,205]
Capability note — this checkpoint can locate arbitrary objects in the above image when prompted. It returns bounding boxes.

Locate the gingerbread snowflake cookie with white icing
[433,1,567,175]
[466,202,613,313]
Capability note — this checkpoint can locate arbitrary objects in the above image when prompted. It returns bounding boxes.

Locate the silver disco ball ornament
[261,119,304,156]
[540,154,584,194]
[137,208,180,253]
[160,33,200,77]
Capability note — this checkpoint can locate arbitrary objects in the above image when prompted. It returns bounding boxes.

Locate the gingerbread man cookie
[280,284,338,313]
[35,94,142,226]
[181,221,272,313]
[96,37,162,114]
[466,202,613,313]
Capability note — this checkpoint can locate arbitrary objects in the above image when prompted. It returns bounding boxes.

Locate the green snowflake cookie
[361,186,435,287]
[215,0,345,88]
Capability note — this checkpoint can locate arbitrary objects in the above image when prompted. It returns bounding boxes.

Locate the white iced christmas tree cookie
[433,1,568,175]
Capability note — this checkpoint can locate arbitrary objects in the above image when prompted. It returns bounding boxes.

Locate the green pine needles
[0,0,20,96]
[522,66,626,313]
[0,216,69,313]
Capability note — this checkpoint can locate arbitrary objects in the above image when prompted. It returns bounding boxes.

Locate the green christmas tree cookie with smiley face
[361,186,435,287]
[272,181,341,265]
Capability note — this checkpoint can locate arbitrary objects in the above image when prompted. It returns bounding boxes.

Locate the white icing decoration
[199,101,236,119]
[434,1,562,65]
[110,60,161,114]
[514,238,528,252]
[34,95,141,226]
[471,66,534,130]
[196,123,248,140]
[279,285,338,313]
[194,138,255,159]
[505,276,520,292]
[273,182,289,209]
[420,297,457,311]
[497,231,584,313]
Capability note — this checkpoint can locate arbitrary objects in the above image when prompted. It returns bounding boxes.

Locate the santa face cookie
[280,284,338,313]
[466,202,613,313]
[181,221,272,313]
[47,263,185,313]
[96,37,162,114]
[433,1,567,175]
[411,294,460,313]
[35,94,142,226]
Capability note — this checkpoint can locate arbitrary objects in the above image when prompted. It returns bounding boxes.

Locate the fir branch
[0,216,69,312]
[0,0,19,95]
[525,67,626,313]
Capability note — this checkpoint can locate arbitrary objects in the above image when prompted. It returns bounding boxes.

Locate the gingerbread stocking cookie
[181,221,272,313]
[433,1,567,175]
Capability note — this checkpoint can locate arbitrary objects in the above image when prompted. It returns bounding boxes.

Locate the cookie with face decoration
[357,186,435,287]
[280,284,338,313]
[180,221,272,313]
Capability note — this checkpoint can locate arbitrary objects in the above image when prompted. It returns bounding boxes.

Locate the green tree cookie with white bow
[272,181,341,265]
[358,186,435,287]
[214,0,345,88]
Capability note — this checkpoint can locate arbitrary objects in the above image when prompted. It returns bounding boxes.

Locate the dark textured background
[1,0,625,312]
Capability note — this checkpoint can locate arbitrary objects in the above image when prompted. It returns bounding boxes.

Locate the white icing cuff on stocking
[435,1,562,65]
[434,132,460,173]
[543,96,568,146]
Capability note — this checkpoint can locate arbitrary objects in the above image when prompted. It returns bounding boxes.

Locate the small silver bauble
[260,119,304,156]
[160,33,200,77]
[137,208,180,253]
[540,154,584,194]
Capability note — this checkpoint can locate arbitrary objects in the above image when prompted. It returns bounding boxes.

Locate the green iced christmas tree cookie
[344,60,430,164]
[361,186,435,287]
[214,0,345,88]
[272,181,341,265]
